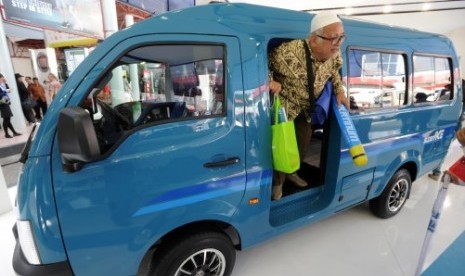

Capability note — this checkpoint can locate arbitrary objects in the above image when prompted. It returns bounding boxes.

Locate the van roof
[111,3,446,41]
[103,3,452,55]
[128,3,311,38]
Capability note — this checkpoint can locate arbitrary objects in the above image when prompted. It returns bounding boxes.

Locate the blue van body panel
[49,33,247,275]
[14,3,463,275]
[50,117,247,275]
[16,156,67,263]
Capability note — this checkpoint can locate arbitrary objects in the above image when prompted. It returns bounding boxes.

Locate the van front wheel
[369,169,411,218]
[149,231,236,276]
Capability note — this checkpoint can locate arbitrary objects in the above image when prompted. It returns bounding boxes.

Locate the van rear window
[413,55,453,104]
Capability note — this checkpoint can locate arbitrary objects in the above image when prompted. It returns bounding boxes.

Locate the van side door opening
[267,38,335,226]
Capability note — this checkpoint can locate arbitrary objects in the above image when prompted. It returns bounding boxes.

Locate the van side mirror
[57,107,100,172]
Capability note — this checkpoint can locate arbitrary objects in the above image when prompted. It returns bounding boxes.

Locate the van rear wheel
[149,231,235,276]
[369,169,411,218]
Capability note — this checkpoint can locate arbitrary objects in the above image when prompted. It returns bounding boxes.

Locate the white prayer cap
[310,11,341,33]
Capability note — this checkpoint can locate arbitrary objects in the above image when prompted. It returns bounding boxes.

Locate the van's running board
[270,187,323,227]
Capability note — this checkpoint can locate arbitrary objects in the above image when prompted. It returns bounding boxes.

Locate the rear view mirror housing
[57,107,100,172]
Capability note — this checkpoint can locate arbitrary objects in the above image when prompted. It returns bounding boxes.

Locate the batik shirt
[269,39,344,121]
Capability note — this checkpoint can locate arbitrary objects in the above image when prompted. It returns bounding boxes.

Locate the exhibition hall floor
[1,139,464,275]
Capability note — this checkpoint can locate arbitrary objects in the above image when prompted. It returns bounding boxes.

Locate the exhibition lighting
[422,3,431,11]
[383,5,393,13]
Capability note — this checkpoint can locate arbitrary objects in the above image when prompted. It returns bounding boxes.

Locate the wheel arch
[400,160,418,184]
[393,160,417,199]
[371,152,419,198]
[137,220,241,275]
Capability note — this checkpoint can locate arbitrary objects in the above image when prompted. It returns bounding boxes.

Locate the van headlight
[16,220,41,265]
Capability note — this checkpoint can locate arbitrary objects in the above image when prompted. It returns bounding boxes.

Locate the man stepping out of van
[269,11,350,200]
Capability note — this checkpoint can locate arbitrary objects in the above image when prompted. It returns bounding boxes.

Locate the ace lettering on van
[12,3,462,276]
[424,129,445,143]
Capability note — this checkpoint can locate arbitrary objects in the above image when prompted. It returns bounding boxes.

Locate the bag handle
[303,40,316,112]
[273,95,281,125]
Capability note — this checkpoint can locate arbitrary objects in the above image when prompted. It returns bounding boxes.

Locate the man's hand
[442,171,463,186]
[336,91,350,110]
[269,80,282,94]
[457,128,465,147]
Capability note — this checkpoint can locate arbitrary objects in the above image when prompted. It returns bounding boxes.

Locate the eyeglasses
[317,35,346,46]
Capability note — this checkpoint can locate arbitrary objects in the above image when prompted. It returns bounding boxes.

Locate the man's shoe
[287,173,308,188]
[428,173,440,181]
[13,132,21,136]
[5,134,12,138]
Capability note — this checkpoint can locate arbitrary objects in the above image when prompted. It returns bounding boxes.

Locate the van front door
[51,35,245,276]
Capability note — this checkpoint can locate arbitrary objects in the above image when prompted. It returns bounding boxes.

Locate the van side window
[413,55,452,103]
[80,44,225,153]
[347,49,407,110]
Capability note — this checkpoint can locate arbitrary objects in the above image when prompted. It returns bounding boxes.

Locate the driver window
[80,44,226,153]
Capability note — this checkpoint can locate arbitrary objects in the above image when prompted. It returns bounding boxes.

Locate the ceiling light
[344,7,353,15]
[422,3,431,11]
[383,5,392,13]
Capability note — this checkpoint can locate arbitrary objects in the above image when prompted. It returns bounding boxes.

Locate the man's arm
[331,52,349,109]
[332,77,349,110]
[268,40,305,96]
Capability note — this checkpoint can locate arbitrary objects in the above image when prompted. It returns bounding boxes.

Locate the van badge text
[424,130,444,143]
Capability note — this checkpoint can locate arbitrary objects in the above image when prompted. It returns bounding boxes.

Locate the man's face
[38,54,49,72]
[310,22,345,61]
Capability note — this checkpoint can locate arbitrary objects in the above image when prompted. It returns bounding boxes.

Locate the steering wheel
[96,99,131,130]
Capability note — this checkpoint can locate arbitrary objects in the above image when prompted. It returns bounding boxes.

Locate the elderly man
[269,11,350,200]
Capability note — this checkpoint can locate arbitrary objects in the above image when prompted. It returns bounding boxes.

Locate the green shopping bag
[271,96,300,173]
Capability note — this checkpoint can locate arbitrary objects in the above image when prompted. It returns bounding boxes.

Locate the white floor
[1,139,464,276]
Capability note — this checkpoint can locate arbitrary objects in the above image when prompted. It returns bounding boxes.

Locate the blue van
[12,3,462,276]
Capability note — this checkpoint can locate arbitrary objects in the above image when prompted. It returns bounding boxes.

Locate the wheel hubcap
[175,249,226,276]
[388,178,409,212]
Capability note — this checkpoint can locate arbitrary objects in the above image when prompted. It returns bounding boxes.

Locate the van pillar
[125,14,141,102]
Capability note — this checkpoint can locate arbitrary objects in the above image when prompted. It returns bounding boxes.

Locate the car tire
[149,231,236,276]
[369,168,411,218]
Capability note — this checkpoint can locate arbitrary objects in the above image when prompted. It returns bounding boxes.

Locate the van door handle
[204,157,240,168]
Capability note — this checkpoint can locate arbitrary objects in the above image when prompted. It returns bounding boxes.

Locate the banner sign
[2,0,103,38]
[128,0,167,13]
[125,0,195,13]
[168,0,195,11]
